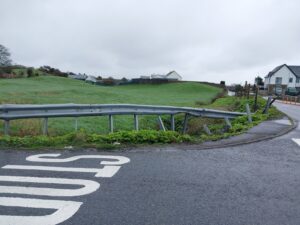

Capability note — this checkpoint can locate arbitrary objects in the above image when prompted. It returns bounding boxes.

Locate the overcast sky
[1,0,300,84]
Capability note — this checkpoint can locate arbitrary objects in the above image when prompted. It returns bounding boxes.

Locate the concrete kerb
[190,117,298,150]
[122,115,298,152]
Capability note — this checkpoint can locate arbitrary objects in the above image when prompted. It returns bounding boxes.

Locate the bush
[27,68,34,77]
[0,130,193,148]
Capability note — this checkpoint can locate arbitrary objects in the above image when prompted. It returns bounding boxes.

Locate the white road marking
[26,154,130,165]
[0,197,81,225]
[292,138,300,146]
[2,164,121,177]
[0,176,100,197]
[0,153,131,224]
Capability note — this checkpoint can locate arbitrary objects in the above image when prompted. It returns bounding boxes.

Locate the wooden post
[263,97,272,114]
[134,114,139,131]
[245,103,252,123]
[157,116,166,131]
[182,113,189,134]
[247,84,251,99]
[74,118,78,131]
[4,120,9,136]
[254,86,258,111]
[43,118,48,135]
[224,117,232,129]
[203,124,211,135]
[109,115,114,133]
[244,81,248,97]
[170,114,175,131]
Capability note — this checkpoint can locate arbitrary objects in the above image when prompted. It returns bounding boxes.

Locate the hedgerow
[0,130,192,149]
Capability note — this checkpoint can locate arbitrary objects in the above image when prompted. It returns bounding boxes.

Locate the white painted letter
[26,154,130,165]
[2,164,121,177]
[0,197,81,225]
[0,176,100,197]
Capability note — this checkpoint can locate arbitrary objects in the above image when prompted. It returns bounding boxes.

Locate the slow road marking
[0,153,130,225]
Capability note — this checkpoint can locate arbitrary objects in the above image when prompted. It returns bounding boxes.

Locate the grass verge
[0,96,284,150]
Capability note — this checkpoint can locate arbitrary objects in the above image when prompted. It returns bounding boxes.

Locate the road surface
[0,101,299,225]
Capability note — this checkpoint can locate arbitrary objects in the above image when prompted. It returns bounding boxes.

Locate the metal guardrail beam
[0,104,247,135]
[0,104,246,120]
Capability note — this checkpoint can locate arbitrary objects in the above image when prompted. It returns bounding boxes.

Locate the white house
[165,71,182,80]
[264,64,300,93]
[85,75,97,84]
[150,74,166,79]
[150,71,182,80]
[68,73,87,80]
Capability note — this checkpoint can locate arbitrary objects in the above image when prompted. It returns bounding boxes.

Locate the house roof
[288,66,300,78]
[165,70,182,78]
[166,71,175,76]
[265,64,300,78]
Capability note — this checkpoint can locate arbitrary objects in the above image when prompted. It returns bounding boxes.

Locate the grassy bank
[0,95,283,149]
[0,75,284,149]
[0,76,223,136]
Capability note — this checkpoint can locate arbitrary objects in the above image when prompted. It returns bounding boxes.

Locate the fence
[281,95,300,105]
[0,104,249,136]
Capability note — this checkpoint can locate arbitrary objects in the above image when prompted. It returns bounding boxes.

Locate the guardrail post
[109,115,114,133]
[43,118,48,135]
[170,114,175,131]
[134,114,139,131]
[263,97,272,114]
[74,118,78,131]
[158,116,166,131]
[182,113,189,134]
[224,117,232,129]
[203,124,211,135]
[245,103,252,123]
[4,120,9,136]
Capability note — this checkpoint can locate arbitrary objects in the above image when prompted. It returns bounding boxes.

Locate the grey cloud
[1,0,300,83]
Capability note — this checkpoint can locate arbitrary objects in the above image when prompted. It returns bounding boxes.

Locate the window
[275,77,282,84]
[289,78,293,83]
[297,78,300,83]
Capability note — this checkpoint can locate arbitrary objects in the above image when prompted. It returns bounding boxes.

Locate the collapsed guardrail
[0,104,249,135]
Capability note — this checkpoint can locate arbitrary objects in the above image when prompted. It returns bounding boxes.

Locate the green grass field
[0,76,223,136]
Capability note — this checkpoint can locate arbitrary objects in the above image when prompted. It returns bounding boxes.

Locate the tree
[220,81,225,86]
[27,67,34,77]
[255,76,264,86]
[121,77,128,82]
[0,44,12,66]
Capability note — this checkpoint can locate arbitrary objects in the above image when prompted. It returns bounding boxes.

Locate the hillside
[0,76,223,135]
[0,76,222,106]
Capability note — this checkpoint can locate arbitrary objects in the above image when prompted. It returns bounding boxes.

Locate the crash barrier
[0,104,250,135]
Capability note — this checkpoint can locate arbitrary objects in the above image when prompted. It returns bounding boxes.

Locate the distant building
[140,76,151,79]
[264,64,300,93]
[85,75,97,84]
[151,74,166,79]
[68,73,87,80]
[165,71,182,80]
[150,71,182,80]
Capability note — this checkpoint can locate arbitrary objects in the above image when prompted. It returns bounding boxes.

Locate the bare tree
[0,44,12,66]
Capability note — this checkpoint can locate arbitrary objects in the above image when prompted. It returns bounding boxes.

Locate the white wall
[269,65,296,88]
[264,77,270,89]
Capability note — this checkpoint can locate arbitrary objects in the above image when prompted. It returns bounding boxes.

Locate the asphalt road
[0,101,300,225]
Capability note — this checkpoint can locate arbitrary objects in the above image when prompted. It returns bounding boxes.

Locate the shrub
[0,130,193,148]
[27,68,34,77]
